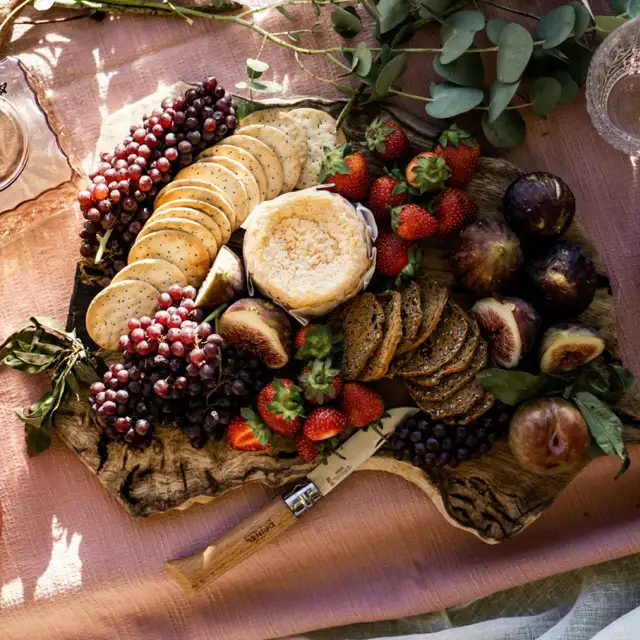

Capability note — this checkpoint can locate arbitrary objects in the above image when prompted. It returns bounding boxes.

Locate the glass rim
[0,95,30,191]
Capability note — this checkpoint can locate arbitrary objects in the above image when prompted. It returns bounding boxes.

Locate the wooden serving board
[60,98,640,543]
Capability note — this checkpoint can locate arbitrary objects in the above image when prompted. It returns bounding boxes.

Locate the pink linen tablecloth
[2,2,640,638]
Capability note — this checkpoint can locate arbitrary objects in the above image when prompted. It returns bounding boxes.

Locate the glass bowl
[0,96,30,191]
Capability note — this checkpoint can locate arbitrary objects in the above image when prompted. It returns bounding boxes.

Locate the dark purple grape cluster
[387,405,512,471]
[78,76,238,285]
[88,283,269,450]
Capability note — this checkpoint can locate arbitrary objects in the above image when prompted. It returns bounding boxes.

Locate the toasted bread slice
[359,291,403,381]
[445,391,495,425]
[395,281,423,356]
[341,293,385,380]
[396,301,469,377]
[405,379,484,420]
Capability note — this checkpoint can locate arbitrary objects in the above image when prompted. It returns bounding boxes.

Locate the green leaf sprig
[476,359,634,477]
[0,317,102,456]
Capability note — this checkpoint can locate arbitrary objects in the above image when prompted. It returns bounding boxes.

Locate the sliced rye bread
[395,278,448,357]
[405,378,485,420]
[395,281,423,355]
[411,339,488,389]
[395,300,469,377]
[405,340,488,402]
[359,291,403,381]
[340,293,385,380]
[444,390,495,425]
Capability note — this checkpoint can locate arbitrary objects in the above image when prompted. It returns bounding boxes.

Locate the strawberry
[365,119,409,163]
[366,174,408,222]
[320,144,369,201]
[299,359,343,405]
[303,406,347,442]
[375,231,421,282]
[295,324,342,361]
[340,382,385,428]
[227,408,273,451]
[257,378,304,435]
[434,124,481,188]
[405,152,451,193]
[391,203,438,241]
[432,187,477,235]
[295,434,319,461]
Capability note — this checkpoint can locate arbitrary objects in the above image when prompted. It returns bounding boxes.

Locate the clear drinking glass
[587,17,640,154]
[0,95,30,191]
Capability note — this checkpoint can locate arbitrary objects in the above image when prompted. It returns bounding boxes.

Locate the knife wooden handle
[166,496,297,593]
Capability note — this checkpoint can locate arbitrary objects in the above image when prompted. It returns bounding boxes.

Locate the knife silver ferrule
[283,481,322,517]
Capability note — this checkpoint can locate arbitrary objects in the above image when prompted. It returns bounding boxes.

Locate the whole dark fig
[451,220,523,296]
[504,171,575,238]
[525,242,597,318]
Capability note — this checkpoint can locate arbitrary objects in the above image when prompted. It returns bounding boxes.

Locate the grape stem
[94,227,113,264]
[203,302,229,325]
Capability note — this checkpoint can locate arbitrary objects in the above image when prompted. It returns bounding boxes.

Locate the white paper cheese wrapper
[242,187,378,325]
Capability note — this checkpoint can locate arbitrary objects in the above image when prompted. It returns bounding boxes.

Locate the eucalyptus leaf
[331,6,362,38]
[246,58,269,80]
[486,18,507,45]
[595,15,626,35]
[558,41,592,85]
[335,83,358,96]
[475,368,542,405]
[553,70,580,104]
[287,32,300,42]
[580,0,595,19]
[378,0,410,34]
[609,0,628,13]
[354,41,373,77]
[629,0,640,17]
[433,53,484,87]
[536,5,576,49]
[276,4,297,20]
[235,80,284,93]
[425,84,484,118]
[488,79,520,123]
[571,1,591,38]
[482,110,527,148]
[375,52,408,97]
[33,0,55,10]
[530,76,562,117]
[440,11,485,64]
[361,0,380,21]
[497,23,534,84]
[416,0,454,15]
[391,23,416,48]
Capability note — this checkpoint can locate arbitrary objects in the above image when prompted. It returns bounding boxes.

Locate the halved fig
[472,296,540,369]
[539,323,605,373]
[219,298,292,368]
[195,246,246,308]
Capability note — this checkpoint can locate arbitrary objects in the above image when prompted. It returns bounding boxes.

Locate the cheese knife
[166,406,418,593]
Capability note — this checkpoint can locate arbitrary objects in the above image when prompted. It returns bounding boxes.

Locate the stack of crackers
[332,279,495,425]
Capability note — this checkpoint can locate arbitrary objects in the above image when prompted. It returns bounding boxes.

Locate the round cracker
[235,124,301,194]
[287,107,346,190]
[175,164,248,229]
[197,145,268,202]
[111,258,188,292]
[136,217,218,261]
[128,230,210,287]
[86,280,159,351]
[222,135,283,200]
[238,109,308,168]
[198,156,260,221]
[154,182,237,228]
[154,200,230,244]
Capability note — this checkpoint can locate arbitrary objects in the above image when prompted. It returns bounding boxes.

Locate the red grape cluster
[78,77,238,286]
[89,283,270,449]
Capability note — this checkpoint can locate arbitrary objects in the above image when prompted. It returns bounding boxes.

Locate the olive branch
[1,0,635,146]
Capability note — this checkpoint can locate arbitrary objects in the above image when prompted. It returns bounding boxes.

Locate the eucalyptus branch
[478,0,541,20]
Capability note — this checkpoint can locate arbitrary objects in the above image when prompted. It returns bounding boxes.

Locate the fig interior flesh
[540,323,605,373]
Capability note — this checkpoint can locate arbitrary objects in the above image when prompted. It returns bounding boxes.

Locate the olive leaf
[331,6,362,38]
[530,76,562,117]
[378,0,410,34]
[475,369,543,405]
[374,52,408,98]
[553,70,580,104]
[571,1,591,38]
[433,53,484,87]
[486,18,507,45]
[246,58,269,81]
[425,84,483,118]
[488,79,520,123]
[497,23,534,84]
[536,5,576,49]
[235,100,266,120]
[595,15,626,35]
[440,10,485,64]
[573,391,630,478]
[481,110,527,148]
[608,364,635,393]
